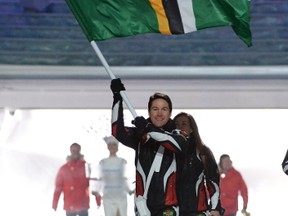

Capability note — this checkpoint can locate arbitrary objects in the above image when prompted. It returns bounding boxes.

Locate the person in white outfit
[92,136,134,216]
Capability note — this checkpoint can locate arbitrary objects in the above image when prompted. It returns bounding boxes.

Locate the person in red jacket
[218,154,249,216]
[52,143,90,216]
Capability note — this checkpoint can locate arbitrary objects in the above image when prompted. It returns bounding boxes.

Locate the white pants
[103,198,128,216]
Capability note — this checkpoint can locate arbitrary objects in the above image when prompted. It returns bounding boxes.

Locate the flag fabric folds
[65,0,252,47]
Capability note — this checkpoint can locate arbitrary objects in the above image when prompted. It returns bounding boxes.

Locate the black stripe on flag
[162,0,184,34]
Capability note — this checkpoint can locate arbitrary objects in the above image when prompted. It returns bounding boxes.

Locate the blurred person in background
[173,112,224,216]
[281,149,288,175]
[92,135,134,216]
[218,154,250,216]
[52,143,90,216]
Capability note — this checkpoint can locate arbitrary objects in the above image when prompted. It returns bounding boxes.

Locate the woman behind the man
[173,112,223,216]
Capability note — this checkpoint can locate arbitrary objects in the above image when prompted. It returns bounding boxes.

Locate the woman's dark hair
[173,112,217,175]
[173,112,202,149]
[148,92,172,112]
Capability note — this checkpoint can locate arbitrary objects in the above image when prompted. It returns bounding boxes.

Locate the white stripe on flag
[177,0,196,33]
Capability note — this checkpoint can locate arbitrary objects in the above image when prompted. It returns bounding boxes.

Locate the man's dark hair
[219,154,230,169]
[148,92,172,112]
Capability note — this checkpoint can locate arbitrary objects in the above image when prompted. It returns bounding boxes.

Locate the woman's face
[148,98,171,128]
[174,115,192,134]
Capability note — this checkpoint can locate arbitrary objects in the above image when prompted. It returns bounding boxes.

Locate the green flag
[65,0,252,47]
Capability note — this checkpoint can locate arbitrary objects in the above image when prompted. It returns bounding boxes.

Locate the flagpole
[90,40,138,118]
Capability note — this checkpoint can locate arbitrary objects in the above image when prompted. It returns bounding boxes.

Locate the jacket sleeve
[147,129,188,153]
[111,94,188,153]
[111,93,139,149]
[92,161,104,194]
[239,174,249,209]
[202,147,223,212]
[282,149,288,175]
[52,167,64,210]
[122,159,133,193]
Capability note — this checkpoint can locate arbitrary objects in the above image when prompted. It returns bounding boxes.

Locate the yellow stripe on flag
[149,0,171,34]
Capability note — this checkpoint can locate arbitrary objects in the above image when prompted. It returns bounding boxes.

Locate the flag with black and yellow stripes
[66,0,252,47]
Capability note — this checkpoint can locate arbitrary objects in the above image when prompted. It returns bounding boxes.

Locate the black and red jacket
[111,94,188,214]
[176,137,223,215]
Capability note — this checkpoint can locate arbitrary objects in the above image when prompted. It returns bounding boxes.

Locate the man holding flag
[63,1,252,215]
[109,78,189,216]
